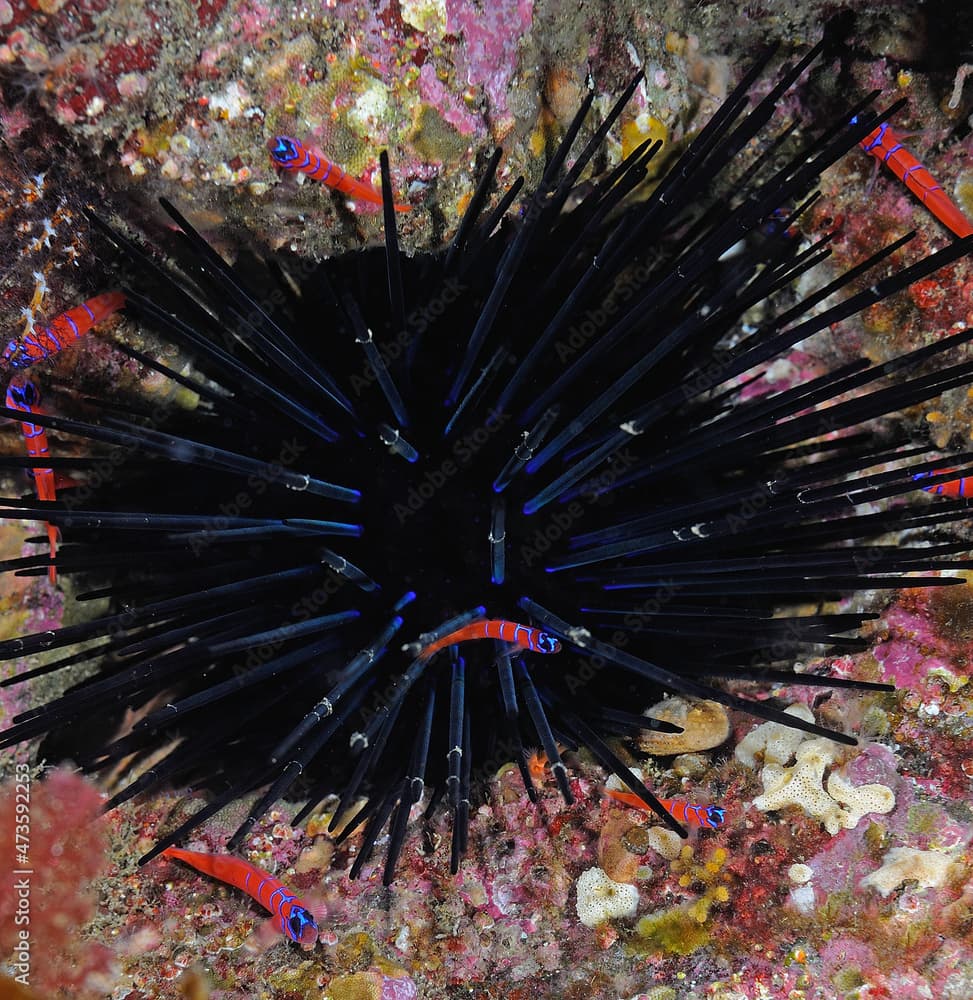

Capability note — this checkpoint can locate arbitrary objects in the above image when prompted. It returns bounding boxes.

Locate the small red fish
[5,376,58,583]
[607,788,726,829]
[526,749,549,779]
[912,468,972,498]
[268,135,410,212]
[1,291,126,371]
[418,619,561,661]
[161,847,318,947]
[2,291,126,583]
[855,119,973,238]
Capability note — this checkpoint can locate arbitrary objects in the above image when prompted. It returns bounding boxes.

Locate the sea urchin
[1,40,972,885]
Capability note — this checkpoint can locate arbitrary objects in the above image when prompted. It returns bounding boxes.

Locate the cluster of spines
[0,40,969,883]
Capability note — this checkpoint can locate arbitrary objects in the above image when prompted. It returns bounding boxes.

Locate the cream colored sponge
[738,706,895,835]
[575,866,640,927]
[735,703,815,767]
[861,847,957,897]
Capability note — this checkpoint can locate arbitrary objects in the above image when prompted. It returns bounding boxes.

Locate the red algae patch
[0,769,114,999]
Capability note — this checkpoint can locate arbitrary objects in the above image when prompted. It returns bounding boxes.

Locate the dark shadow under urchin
[1,40,972,886]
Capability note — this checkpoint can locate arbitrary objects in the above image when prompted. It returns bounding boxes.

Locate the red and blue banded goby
[418,619,562,661]
[161,847,318,946]
[854,118,973,239]
[607,788,726,830]
[268,135,410,212]
[913,468,972,498]
[5,376,58,583]
[1,292,126,371]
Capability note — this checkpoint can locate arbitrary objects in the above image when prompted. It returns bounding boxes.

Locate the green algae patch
[629,888,728,957]
[409,103,468,163]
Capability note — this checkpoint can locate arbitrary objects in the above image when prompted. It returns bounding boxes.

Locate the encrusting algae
[629,847,731,957]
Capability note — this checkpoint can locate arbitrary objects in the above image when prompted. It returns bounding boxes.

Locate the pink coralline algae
[874,593,972,691]
[444,0,532,137]
[0,768,114,999]
[873,607,962,692]
[417,61,481,137]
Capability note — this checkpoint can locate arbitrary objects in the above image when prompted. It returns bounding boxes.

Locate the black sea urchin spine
[1,41,972,884]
